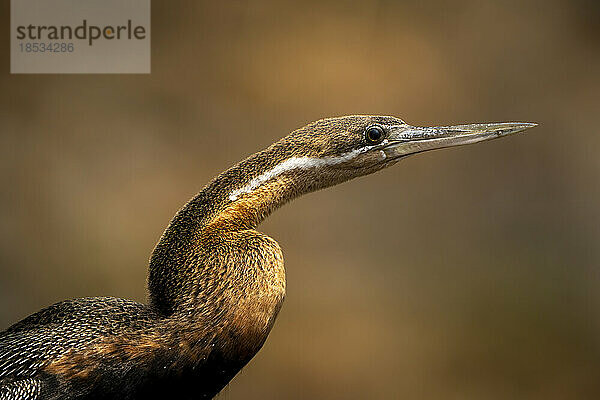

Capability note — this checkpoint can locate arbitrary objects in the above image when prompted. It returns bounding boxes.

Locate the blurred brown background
[1,0,599,398]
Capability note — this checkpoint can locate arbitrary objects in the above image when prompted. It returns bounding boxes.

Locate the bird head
[228,115,536,202]
[280,115,535,179]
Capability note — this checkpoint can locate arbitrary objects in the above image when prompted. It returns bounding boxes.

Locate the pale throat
[207,143,389,230]
[228,146,385,202]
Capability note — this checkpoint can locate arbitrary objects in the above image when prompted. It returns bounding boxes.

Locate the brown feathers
[3,116,402,399]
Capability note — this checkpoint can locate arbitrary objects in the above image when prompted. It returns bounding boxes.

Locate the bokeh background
[1,0,599,398]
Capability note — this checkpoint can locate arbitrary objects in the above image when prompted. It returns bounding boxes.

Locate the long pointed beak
[382,122,537,160]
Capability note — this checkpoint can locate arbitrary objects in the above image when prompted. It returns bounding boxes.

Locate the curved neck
[147,141,342,314]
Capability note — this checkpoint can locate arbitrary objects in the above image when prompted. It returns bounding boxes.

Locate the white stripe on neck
[228,148,364,201]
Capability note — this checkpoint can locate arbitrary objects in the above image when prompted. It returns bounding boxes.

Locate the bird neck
[148,141,340,315]
[196,147,327,230]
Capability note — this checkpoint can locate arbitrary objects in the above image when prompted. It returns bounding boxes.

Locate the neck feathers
[148,142,322,314]
[194,148,312,230]
[182,142,357,232]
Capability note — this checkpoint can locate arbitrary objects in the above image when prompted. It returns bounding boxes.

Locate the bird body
[0,116,535,399]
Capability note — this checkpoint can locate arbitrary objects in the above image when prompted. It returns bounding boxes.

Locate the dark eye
[365,125,384,144]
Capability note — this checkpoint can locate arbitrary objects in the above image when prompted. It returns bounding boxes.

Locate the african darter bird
[0,116,536,399]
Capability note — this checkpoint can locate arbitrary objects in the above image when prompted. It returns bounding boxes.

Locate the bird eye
[365,125,384,144]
